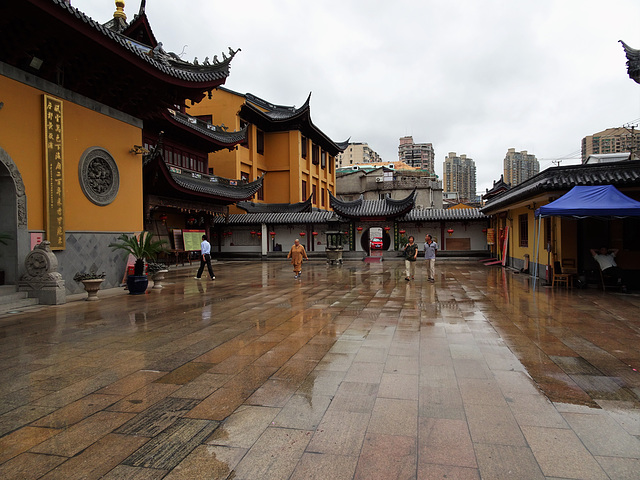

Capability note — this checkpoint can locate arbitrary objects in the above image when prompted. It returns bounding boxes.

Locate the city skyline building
[336,142,382,168]
[503,148,539,187]
[581,127,640,163]
[443,152,476,203]
[398,136,435,173]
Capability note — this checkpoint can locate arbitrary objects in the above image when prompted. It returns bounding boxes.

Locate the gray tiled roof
[214,211,334,225]
[245,93,311,120]
[236,196,313,213]
[213,206,486,225]
[330,190,417,219]
[482,160,640,213]
[164,164,264,200]
[51,0,234,84]
[402,208,486,221]
[166,110,247,144]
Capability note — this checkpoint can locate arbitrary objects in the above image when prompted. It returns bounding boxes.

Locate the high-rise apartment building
[581,127,640,163]
[504,148,539,187]
[443,152,476,203]
[398,136,435,172]
[336,142,382,168]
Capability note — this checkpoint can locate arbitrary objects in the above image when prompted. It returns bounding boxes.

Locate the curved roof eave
[163,110,247,147]
[44,0,234,89]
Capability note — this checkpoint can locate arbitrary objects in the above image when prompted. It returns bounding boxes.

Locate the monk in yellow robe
[287,239,308,279]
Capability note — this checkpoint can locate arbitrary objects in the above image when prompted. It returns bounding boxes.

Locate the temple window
[256,129,265,155]
[519,214,529,247]
[301,136,308,158]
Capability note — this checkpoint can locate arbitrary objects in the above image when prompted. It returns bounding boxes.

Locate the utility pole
[623,123,638,160]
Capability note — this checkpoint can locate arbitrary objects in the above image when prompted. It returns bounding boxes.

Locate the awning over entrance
[535,185,640,218]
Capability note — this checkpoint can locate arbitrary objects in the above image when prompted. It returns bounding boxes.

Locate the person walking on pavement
[195,234,215,280]
[404,236,418,281]
[424,234,438,282]
[287,238,308,279]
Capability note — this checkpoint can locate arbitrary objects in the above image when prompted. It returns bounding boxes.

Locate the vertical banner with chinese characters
[43,95,65,250]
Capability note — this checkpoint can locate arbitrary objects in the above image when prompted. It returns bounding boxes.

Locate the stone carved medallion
[78,147,120,206]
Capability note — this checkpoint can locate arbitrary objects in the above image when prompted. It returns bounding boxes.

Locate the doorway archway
[360,227,392,254]
[0,146,29,285]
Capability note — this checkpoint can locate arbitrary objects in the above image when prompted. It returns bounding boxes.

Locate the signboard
[43,95,65,249]
[30,232,44,250]
[486,228,495,246]
[183,229,205,251]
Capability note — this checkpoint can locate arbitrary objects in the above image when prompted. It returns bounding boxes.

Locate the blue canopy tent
[532,185,640,280]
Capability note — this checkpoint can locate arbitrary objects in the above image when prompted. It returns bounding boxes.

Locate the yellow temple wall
[0,75,143,233]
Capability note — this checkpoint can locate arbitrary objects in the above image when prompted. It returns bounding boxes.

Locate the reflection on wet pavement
[1,260,640,479]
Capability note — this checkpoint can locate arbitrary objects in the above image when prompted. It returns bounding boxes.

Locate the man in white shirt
[591,247,624,288]
[195,234,215,280]
[424,234,438,282]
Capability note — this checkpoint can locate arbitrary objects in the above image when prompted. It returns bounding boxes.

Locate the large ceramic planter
[81,278,104,301]
[152,270,168,289]
[127,275,148,295]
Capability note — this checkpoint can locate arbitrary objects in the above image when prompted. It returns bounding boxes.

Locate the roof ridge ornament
[620,40,640,84]
[114,0,126,20]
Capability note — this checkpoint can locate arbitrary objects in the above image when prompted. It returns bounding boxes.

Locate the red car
[370,237,383,249]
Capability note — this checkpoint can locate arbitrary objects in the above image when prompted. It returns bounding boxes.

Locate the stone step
[0,288,29,305]
[0,297,40,315]
[0,285,40,314]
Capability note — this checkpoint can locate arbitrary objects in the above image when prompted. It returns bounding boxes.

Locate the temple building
[187,87,346,213]
[481,160,640,286]
[0,0,260,297]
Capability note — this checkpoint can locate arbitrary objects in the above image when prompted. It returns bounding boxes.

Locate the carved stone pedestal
[18,241,66,305]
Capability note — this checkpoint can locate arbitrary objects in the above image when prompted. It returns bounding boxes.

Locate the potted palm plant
[74,270,106,301]
[109,232,167,295]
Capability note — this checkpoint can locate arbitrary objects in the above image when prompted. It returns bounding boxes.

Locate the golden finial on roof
[113,0,126,20]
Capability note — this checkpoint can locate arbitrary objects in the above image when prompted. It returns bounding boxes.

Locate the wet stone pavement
[1,259,640,479]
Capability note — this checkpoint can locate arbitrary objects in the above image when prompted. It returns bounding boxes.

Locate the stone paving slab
[1,260,640,478]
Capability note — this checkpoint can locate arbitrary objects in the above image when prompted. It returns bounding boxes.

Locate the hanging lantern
[159,213,168,222]
[447,228,454,236]
[250,230,256,236]
[399,229,406,234]
[270,231,276,238]
[344,231,349,236]
[312,231,318,236]
[384,226,391,232]
[227,231,232,236]
[300,232,306,237]
[356,226,363,232]
[482,228,487,233]
[187,217,196,224]
[257,231,262,237]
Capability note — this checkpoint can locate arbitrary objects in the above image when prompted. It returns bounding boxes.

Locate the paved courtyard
[1,259,640,479]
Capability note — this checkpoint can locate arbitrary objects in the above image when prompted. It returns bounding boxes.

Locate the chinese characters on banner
[43,95,65,250]
[486,228,495,245]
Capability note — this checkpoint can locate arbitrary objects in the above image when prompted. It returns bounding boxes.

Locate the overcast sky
[78,0,640,194]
